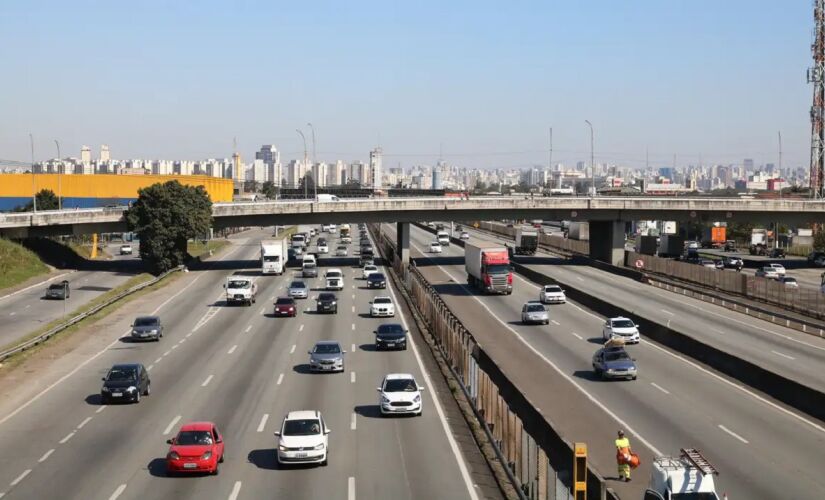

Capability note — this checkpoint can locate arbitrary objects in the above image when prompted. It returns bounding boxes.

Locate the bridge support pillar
[396,222,410,267]
[588,221,625,266]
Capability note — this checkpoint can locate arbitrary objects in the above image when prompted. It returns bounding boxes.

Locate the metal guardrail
[0,265,183,362]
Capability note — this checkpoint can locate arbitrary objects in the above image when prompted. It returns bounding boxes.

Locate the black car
[769,248,786,259]
[367,272,387,289]
[316,292,338,314]
[100,363,150,404]
[45,280,70,300]
[374,323,408,350]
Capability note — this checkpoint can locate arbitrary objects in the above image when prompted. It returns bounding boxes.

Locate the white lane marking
[550,320,560,325]
[661,309,674,315]
[10,469,31,487]
[171,344,178,350]
[201,375,214,387]
[228,481,242,500]
[9,312,15,316]
[259,306,266,315]
[352,323,355,330]
[108,484,127,500]
[178,339,186,344]
[147,364,154,371]
[227,345,238,354]
[351,306,356,313]
[163,415,182,435]
[24,305,30,309]
[0,271,72,302]
[383,237,480,500]
[154,357,162,364]
[352,294,355,300]
[59,432,75,444]
[351,284,355,289]
[299,324,305,332]
[276,373,284,385]
[710,328,726,335]
[289,345,296,354]
[576,276,584,281]
[96,406,107,414]
[38,449,54,463]
[245,325,252,333]
[650,382,670,395]
[351,343,356,352]
[348,477,355,500]
[771,350,796,360]
[77,416,92,429]
[351,371,356,384]
[163,350,171,356]
[571,332,583,340]
[718,424,749,444]
[351,412,357,430]
[257,414,269,433]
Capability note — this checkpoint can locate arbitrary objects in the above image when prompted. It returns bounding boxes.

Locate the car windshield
[612,320,635,329]
[175,430,213,446]
[303,263,316,269]
[134,317,158,327]
[337,246,346,250]
[377,324,405,335]
[319,294,336,301]
[290,282,306,289]
[526,304,545,312]
[486,264,510,274]
[544,286,561,293]
[263,255,280,262]
[107,368,137,381]
[384,379,418,392]
[604,351,631,362]
[228,280,250,288]
[283,419,322,436]
[431,242,441,246]
[275,298,294,305]
[313,343,341,354]
[369,273,385,280]
[48,284,64,290]
[365,266,377,272]
[374,298,392,305]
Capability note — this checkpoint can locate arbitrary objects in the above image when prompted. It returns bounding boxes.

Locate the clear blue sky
[0,0,813,169]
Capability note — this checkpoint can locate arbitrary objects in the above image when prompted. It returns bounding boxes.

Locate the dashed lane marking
[10,469,31,487]
[59,432,75,444]
[650,382,670,395]
[108,484,127,500]
[277,373,284,385]
[257,414,269,433]
[351,372,356,383]
[289,345,296,354]
[228,481,242,500]
[550,320,560,325]
[163,415,182,435]
[77,416,92,429]
[718,424,749,444]
[351,412,357,430]
[201,375,214,387]
[771,350,795,360]
[37,449,54,463]
[227,345,238,354]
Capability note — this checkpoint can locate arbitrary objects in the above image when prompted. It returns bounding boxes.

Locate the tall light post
[54,139,62,210]
[296,129,309,199]
[584,120,595,196]
[307,122,318,199]
[29,133,37,212]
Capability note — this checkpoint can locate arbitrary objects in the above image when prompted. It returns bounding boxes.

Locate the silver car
[308,341,346,372]
[288,281,309,299]
[521,302,549,325]
[130,316,163,341]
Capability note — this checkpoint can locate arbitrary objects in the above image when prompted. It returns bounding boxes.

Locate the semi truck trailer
[465,241,513,294]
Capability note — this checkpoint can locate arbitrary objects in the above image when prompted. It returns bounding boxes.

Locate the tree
[13,189,60,212]
[472,180,488,194]
[125,180,213,274]
[298,174,316,194]
[815,230,825,251]
[261,181,279,199]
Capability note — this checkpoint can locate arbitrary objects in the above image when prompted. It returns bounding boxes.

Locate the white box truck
[465,241,513,294]
[261,239,288,275]
[224,276,257,306]
[568,222,590,241]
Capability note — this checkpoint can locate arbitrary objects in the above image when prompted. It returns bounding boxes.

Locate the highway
[0,227,490,500]
[402,222,825,499]
[0,242,140,347]
[460,224,825,394]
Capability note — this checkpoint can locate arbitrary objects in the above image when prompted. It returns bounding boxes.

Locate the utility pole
[29,133,37,212]
[584,121,594,196]
[296,129,309,199]
[809,0,825,198]
[54,139,62,210]
[307,123,317,200]
[778,131,783,201]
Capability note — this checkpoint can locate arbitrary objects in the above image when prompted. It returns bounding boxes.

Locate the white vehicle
[325,269,344,290]
[436,230,450,246]
[224,276,257,306]
[302,260,318,278]
[755,266,779,279]
[459,231,470,240]
[274,410,330,466]
[645,448,720,500]
[261,239,288,275]
[328,224,338,234]
[341,235,352,244]
[539,285,566,304]
[766,263,786,276]
[429,241,443,253]
[317,243,329,254]
[377,373,424,416]
[370,296,395,317]
[321,224,330,233]
[316,194,340,202]
[302,254,316,266]
[602,317,640,344]
[362,265,379,279]
[119,244,133,255]
[335,245,348,256]
[777,276,799,288]
[291,233,306,249]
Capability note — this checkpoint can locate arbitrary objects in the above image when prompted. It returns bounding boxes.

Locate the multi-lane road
[0,228,494,500]
[402,222,825,499]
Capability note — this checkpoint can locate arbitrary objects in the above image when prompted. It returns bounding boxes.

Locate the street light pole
[54,139,62,210]
[584,120,595,196]
[296,129,309,199]
[29,133,37,212]
[307,122,318,200]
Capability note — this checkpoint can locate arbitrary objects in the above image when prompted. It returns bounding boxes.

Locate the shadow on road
[353,404,383,419]
[248,449,279,470]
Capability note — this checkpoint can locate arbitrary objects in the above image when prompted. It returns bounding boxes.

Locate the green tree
[814,230,825,251]
[261,181,279,199]
[13,189,60,212]
[125,180,213,274]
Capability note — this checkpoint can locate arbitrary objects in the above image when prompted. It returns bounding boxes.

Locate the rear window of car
[544,286,561,293]
[526,304,545,312]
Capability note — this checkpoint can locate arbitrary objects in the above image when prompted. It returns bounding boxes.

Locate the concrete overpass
[2,196,824,265]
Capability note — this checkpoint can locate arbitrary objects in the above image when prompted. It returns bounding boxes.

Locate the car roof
[276,296,295,302]
[373,296,392,300]
[134,315,160,321]
[377,323,404,331]
[609,316,631,322]
[314,340,341,346]
[111,363,141,370]
[285,410,321,420]
[384,373,415,380]
[327,268,342,273]
[179,421,215,432]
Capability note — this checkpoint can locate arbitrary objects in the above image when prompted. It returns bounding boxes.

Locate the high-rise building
[327,160,345,186]
[312,162,328,187]
[232,152,243,182]
[100,145,110,163]
[349,161,368,185]
[432,167,443,190]
[743,158,754,172]
[369,147,383,190]
[80,146,91,165]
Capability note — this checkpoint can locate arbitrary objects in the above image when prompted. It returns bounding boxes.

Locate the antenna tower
[809,0,825,197]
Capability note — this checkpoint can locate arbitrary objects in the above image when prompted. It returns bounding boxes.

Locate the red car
[274,297,297,317]
[166,421,225,475]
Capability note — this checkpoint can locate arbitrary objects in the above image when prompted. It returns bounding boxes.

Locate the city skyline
[0,1,813,169]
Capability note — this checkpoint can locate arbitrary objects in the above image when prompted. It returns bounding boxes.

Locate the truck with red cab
[465,241,513,294]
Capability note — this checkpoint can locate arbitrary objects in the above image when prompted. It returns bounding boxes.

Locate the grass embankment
[0,239,49,290]
[187,240,231,259]
[0,271,183,370]
[68,242,111,260]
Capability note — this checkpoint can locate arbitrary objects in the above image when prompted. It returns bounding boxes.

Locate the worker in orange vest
[615,430,632,482]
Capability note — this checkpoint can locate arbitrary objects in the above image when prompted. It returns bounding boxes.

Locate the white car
[777,276,799,288]
[335,245,348,257]
[755,266,779,279]
[362,265,379,279]
[766,263,786,276]
[341,236,352,244]
[317,244,329,254]
[119,244,133,255]
[325,269,344,290]
[539,285,566,304]
[328,224,338,234]
[370,296,395,317]
[321,225,330,233]
[602,317,641,344]
[460,232,470,240]
[429,241,443,253]
[377,373,424,416]
[275,410,330,466]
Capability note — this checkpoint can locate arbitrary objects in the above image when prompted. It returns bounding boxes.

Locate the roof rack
[680,448,719,476]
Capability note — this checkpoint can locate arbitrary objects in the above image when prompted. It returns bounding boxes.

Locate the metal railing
[0,266,183,362]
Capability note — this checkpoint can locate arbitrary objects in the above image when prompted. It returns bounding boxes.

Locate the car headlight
[131,329,139,335]
[150,329,158,334]
[606,368,615,373]
[310,358,318,364]
[278,444,288,452]
[313,443,325,450]
[101,386,110,392]
[413,395,421,403]
[331,301,336,305]
[381,396,390,404]
[168,451,180,460]
[201,451,212,460]
[126,386,137,392]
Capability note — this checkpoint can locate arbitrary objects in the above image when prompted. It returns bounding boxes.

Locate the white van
[316,194,340,202]
[437,231,450,246]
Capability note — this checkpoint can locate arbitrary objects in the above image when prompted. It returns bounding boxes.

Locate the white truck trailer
[261,239,288,275]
